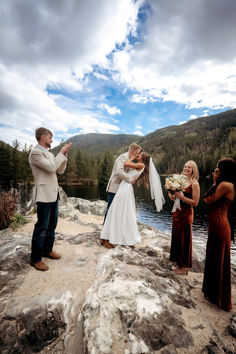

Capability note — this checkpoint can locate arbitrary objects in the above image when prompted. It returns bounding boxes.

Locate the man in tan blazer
[29,127,72,271]
[100,143,141,248]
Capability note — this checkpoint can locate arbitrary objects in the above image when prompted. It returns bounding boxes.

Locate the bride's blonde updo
[137,151,150,188]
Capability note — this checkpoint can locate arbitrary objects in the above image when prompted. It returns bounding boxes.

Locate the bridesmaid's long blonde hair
[185,160,199,182]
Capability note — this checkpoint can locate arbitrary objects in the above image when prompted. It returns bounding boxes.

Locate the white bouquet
[165,174,189,192]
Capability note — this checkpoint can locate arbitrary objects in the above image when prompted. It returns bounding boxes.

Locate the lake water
[7,176,236,244]
[62,177,213,240]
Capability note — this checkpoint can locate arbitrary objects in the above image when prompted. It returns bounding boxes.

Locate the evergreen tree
[98,150,114,185]
[75,148,87,181]
[11,139,21,186]
[0,144,12,188]
[19,143,32,183]
[88,156,98,181]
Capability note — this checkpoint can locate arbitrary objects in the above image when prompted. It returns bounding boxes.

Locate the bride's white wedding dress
[101,168,144,246]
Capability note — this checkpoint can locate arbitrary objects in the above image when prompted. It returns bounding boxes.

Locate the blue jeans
[103,192,115,224]
[31,199,58,263]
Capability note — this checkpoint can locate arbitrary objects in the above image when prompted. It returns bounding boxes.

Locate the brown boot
[103,240,114,249]
[46,251,61,259]
[30,261,49,271]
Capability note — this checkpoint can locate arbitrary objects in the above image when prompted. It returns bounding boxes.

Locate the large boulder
[69,197,107,216]
[0,198,235,354]
[77,246,195,353]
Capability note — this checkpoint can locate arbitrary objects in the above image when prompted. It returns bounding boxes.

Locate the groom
[100,142,142,247]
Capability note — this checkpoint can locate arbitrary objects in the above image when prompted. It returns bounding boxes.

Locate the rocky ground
[0,194,235,354]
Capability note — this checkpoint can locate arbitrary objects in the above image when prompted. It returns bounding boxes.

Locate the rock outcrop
[0,196,235,353]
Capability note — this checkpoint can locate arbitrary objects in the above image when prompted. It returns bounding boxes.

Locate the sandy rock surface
[0,199,235,354]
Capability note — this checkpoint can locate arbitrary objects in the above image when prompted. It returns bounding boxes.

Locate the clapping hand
[61,142,72,155]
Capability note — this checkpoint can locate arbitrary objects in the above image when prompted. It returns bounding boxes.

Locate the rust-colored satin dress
[202,197,232,311]
[169,184,193,268]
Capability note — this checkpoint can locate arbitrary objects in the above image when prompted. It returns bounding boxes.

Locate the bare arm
[168,191,176,201]
[204,182,235,204]
[175,181,200,207]
[124,159,144,171]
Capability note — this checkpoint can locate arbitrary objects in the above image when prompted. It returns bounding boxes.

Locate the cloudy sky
[0,0,236,148]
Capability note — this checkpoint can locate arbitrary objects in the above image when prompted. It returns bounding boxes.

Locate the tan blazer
[29,144,68,203]
[106,152,133,193]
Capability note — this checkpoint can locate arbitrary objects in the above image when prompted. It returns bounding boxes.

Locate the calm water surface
[12,177,235,256]
[63,177,213,240]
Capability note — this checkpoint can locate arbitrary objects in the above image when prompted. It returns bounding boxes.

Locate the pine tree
[0,144,12,187]
[11,139,21,186]
[98,150,114,185]
[19,143,32,183]
[75,148,87,181]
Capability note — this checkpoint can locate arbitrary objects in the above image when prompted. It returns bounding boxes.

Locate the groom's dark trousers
[31,198,58,263]
[103,192,115,223]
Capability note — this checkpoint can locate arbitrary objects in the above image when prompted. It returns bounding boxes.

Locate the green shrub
[10,213,28,230]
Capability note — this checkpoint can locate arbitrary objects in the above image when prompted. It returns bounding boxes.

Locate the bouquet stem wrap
[171,192,184,212]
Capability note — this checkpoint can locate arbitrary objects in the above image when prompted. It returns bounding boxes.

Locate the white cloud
[93,72,109,80]
[111,0,236,109]
[189,114,197,120]
[200,110,210,117]
[179,121,187,125]
[0,0,236,147]
[200,112,209,117]
[133,130,144,136]
[130,93,157,104]
[98,103,121,115]
[0,0,140,145]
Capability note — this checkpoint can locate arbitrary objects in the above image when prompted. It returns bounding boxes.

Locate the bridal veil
[149,157,165,212]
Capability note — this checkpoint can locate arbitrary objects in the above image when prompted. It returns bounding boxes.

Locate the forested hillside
[1,109,235,187]
[56,109,236,182]
[138,109,236,176]
[0,140,32,187]
[59,133,140,157]
[52,134,139,184]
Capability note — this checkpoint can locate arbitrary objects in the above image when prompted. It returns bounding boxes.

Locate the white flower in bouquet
[165,174,189,192]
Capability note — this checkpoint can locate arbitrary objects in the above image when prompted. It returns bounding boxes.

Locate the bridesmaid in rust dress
[202,158,236,311]
[168,161,200,275]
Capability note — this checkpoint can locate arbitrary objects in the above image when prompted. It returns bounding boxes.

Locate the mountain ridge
[1,108,235,185]
[56,108,236,176]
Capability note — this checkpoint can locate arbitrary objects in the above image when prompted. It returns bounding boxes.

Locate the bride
[100,151,165,248]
